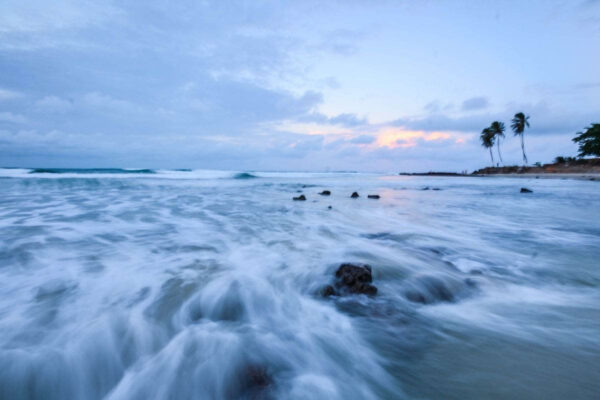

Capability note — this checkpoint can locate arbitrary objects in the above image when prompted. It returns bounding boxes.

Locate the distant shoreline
[475,173,599,180]
[400,172,599,180]
[400,158,600,180]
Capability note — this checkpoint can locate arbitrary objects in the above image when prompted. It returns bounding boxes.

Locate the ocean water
[0,168,599,400]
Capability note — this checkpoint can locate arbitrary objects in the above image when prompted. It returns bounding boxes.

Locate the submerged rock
[367,194,380,199]
[235,364,273,399]
[350,192,360,198]
[520,187,533,193]
[334,263,377,296]
[293,194,306,201]
[245,365,272,388]
[321,284,335,297]
[319,190,331,196]
[403,274,474,305]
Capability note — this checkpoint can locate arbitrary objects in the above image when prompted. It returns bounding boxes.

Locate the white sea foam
[0,172,598,399]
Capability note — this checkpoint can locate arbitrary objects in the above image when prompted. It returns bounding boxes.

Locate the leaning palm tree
[511,112,530,165]
[489,121,505,165]
[480,127,495,166]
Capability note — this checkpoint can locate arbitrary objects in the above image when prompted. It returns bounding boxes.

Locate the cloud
[573,81,600,90]
[321,77,341,89]
[424,101,441,113]
[0,88,22,101]
[0,112,27,124]
[374,127,458,149]
[461,96,489,111]
[35,95,73,112]
[300,112,368,127]
[81,92,142,114]
[0,0,119,34]
[349,135,375,144]
[315,29,366,56]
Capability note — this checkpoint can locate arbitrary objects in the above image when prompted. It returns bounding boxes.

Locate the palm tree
[573,123,600,157]
[511,112,530,165]
[480,127,495,166]
[489,121,505,165]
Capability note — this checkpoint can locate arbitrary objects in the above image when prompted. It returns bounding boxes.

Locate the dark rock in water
[296,190,302,193]
[327,205,332,210]
[245,365,272,388]
[293,194,306,201]
[350,192,359,198]
[319,190,331,196]
[432,187,441,191]
[367,194,380,199]
[464,278,477,287]
[321,284,335,297]
[335,263,377,296]
[421,187,430,191]
[236,364,273,398]
[520,187,533,193]
[403,275,472,305]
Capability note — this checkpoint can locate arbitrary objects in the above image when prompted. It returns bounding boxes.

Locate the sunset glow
[375,128,452,149]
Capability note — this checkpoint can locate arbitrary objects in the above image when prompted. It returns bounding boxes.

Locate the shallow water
[1,169,599,399]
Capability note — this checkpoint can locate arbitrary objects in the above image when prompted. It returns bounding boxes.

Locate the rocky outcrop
[367,194,380,199]
[319,190,331,196]
[293,195,306,201]
[350,192,359,198]
[323,263,377,297]
[520,187,533,193]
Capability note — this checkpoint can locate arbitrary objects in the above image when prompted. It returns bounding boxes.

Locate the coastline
[401,158,600,181]
[402,172,599,180]
[472,172,600,180]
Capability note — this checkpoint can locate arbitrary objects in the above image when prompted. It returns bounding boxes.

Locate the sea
[0,168,599,400]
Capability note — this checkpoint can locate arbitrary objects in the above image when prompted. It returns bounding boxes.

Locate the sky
[0,0,599,172]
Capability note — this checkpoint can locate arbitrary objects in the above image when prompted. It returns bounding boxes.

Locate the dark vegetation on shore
[399,158,600,176]
[399,172,467,176]
[472,157,600,175]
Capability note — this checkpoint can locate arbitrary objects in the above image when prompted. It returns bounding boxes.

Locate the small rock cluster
[292,190,380,201]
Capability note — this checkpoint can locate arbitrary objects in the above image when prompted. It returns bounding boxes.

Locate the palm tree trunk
[496,138,503,165]
[489,148,494,166]
[521,135,528,165]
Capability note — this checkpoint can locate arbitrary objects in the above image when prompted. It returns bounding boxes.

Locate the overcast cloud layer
[1,0,599,172]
